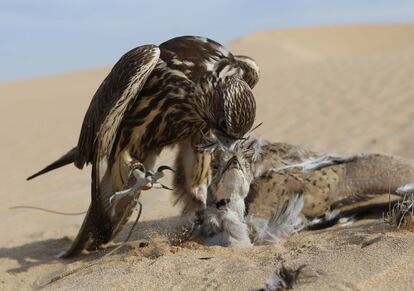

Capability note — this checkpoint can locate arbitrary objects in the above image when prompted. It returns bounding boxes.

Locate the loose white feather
[397,182,414,194]
[249,194,306,245]
[203,207,252,247]
[202,194,306,246]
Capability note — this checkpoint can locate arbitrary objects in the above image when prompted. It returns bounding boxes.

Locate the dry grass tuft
[385,193,414,231]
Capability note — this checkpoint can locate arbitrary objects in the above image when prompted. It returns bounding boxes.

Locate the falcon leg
[173,138,212,215]
[109,161,173,206]
[109,163,150,206]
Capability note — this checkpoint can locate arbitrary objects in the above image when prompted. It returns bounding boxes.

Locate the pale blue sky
[1,0,414,82]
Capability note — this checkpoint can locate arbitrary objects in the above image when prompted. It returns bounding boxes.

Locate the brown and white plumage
[205,138,414,246]
[28,36,260,257]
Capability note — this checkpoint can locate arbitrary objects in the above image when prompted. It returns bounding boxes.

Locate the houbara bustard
[202,138,414,246]
[28,36,260,257]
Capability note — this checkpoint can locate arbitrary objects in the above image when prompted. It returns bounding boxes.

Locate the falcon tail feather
[27,147,78,180]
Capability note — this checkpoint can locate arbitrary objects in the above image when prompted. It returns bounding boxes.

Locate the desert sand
[1,24,414,290]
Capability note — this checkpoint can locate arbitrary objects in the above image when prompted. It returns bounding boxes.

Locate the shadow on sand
[0,237,71,274]
[0,212,391,275]
[0,215,191,274]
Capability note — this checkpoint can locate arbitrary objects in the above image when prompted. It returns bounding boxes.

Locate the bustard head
[209,138,266,203]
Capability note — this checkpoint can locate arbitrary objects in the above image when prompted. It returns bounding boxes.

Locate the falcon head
[199,76,256,148]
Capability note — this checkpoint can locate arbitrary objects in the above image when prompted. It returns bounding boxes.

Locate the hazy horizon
[2,0,414,82]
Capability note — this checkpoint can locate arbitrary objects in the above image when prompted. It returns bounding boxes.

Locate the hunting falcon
[27,36,260,257]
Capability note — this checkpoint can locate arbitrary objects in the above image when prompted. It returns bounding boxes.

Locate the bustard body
[204,138,414,246]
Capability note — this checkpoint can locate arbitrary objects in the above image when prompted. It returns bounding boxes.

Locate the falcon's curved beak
[213,131,238,149]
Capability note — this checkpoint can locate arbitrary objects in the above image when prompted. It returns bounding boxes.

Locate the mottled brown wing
[76,45,160,168]
[61,45,160,257]
[234,55,260,89]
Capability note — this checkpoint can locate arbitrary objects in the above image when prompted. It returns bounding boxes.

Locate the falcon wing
[61,45,160,257]
[234,55,260,89]
[76,45,160,167]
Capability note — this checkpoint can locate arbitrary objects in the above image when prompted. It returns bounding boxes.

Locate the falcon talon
[110,165,174,205]
[148,165,175,185]
[109,168,151,206]
[187,219,203,240]
[109,187,134,206]
[153,183,174,191]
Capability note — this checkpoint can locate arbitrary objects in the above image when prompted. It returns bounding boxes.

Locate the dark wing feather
[75,45,160,168]
[234,55,260,89]
[61,45,160,257]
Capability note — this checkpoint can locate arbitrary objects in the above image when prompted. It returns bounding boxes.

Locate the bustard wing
[61,45,160,257]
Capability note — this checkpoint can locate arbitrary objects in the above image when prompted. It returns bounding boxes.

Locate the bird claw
[185,204,208,240]
[109,165,175,206]
[109,167,150,206]
[146,165,175,191]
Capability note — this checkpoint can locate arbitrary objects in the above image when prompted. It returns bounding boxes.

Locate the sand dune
[1,24,414,290]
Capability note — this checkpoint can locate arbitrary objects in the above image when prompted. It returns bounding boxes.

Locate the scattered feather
[260,265,306,291]
[203,208,252,247]
[396,182,414,194]
[249,194,306,245]
[275,155,354,172]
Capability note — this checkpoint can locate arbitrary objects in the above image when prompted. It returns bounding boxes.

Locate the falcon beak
[213,132,237,149]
